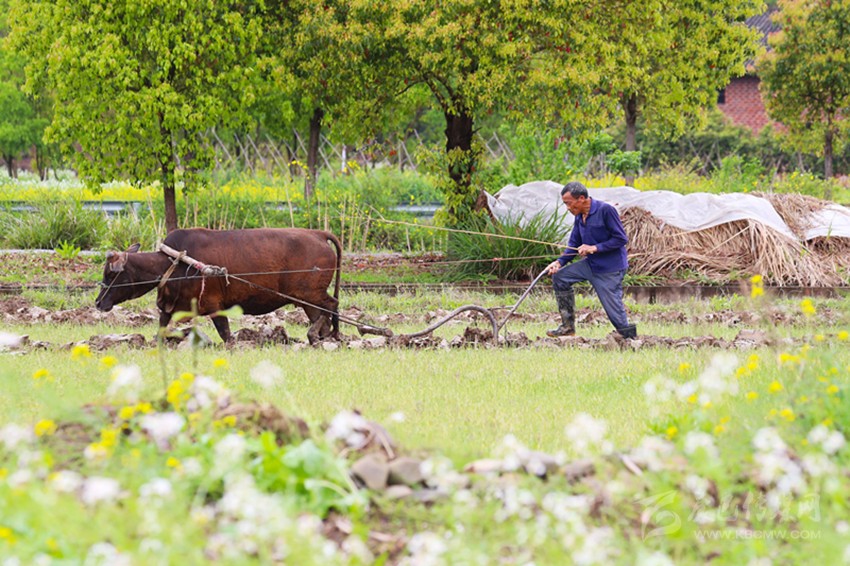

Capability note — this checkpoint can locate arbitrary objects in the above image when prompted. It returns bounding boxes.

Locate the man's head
[560,181,591,216]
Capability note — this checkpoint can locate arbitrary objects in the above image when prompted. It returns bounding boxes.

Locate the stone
[388,457,424,487]
[561,459,596,483]
[351,453,389,491]
[463,459,504,475]
[384,485,414,500]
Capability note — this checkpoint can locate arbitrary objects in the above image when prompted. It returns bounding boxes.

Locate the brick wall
[717,76,773,134]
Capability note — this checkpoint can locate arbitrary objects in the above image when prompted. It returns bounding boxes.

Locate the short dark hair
[561,181,588,199]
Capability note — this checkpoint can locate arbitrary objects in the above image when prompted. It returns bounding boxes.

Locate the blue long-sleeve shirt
[557,198,629,273]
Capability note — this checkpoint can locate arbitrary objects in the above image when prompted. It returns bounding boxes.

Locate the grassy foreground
[1,288,849,564]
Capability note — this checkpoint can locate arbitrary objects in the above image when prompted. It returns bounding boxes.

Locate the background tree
[323,0,606,226]
[8,0,264,232]
[759,0,850,188]
[592,0,763,185]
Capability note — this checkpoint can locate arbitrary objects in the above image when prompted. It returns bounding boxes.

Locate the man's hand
[545,260,562,275]
[577,244,598,257]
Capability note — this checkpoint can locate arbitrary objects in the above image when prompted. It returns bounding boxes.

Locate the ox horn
[108,251,127,273]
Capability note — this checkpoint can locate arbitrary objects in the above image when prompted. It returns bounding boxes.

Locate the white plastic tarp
[485,181,799,239]
[804,204,850,240]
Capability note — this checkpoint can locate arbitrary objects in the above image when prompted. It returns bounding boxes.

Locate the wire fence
[207,129,516,177]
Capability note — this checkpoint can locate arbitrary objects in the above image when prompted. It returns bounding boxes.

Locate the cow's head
[95,243,142,311]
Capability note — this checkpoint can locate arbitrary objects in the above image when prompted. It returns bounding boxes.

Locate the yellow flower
[736,366,750,378]
[814,334,825,342]
[34,420,57,437]
[166,457,182,470]
[32,368,51,381]
[798,396,809,403]
[751,286,764,298]
[768,381,784,393]
[768,408,778,418]
[686,394,698,405]
[99,355,118,369]
[838,330,849,341]
[713,424,725,435]
[212,358,229,369]
[678,363,692,375]
[0,526,15,544]
[135,402,153,414]
[100,428,119,449]
[71,344,91,360]
[750,274,763,284]
[800,299,816,317]
[822,418,833,427]
[746,354,759,371]
[665,426,678,439]
[778,353,800,365]
[826,385,840,395]
[118,406,136,421]
[779,408,795,422]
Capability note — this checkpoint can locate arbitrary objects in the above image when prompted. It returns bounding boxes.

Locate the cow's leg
[304,306,332,345]
[158,311,173,340]
[211,316,232,343]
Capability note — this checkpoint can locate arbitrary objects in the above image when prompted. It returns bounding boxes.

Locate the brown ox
[95,228,342,344]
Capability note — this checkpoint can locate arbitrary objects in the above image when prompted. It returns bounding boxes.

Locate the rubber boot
[617,324,638,340]
[547,288,576,337]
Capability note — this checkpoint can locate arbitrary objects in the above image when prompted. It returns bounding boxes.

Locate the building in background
[717,6,780,133]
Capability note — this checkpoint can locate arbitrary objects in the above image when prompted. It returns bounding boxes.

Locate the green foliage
[100,209,163,252]
[445,212,568,281]
[53,239,80,260]
[248,434,365,517]
[607,150,642,178]
[7,0,266,230]
[3,200,105,249]
[759,0,850,179]
[710,155,765,194]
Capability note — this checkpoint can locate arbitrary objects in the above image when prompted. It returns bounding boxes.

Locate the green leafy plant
[53,240,81,260]
[4,200,105,249]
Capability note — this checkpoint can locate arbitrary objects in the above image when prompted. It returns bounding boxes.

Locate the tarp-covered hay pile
[483,182,850,287]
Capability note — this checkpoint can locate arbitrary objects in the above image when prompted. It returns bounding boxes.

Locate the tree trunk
[162,164,179,233]
[623,93,638,187]
[306,107,324,200]
[3,155,12,178]
[444,108,475,224]
[824,128,834,200]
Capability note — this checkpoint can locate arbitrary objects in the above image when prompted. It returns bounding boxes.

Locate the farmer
[545,181,637,339]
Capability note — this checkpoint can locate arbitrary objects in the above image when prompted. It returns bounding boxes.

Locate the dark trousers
[552,259,629,330]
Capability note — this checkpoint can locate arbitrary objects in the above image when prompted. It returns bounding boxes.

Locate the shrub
[3,200,106,249]
[100,209,165,252]
[445,211,569,281]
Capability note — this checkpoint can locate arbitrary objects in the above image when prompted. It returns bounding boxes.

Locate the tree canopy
[759,0,850,183]
[8,0,265,231]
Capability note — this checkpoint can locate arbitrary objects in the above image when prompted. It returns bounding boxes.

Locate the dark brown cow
[95,228,342,344]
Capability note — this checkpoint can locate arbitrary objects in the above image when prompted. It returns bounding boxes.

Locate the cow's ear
[108,251,128,273]
[126,243,141,253]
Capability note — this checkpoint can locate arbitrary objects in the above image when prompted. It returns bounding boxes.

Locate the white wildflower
[106,364,143,402]
[637,551,675,566]
[325,411,369,448]
[50,470,84,493]
[630,436,674,472]
[402,532,448,566]
[80,477,122,506]
[342,536,373,564]
[85,542,131,566]
[802,453,836,478]
[187,375,230,411]
[565,413,612,456]
[140,412,185,448]
[753,428,786,453]
[7,469,33,488]
[0,423,34,450]
[140,478,173,500]
[822,431,846,455]
[388,411,406,423]
[683,431,718,458]
[250,360,283,389]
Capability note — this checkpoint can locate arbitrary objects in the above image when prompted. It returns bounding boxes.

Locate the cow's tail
[327,232,342,336]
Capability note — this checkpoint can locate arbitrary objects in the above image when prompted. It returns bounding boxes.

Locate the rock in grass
[351,453,390,491]
[388,457,424,487]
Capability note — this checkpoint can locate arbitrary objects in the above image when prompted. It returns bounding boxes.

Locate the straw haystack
[483,182,850,286]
